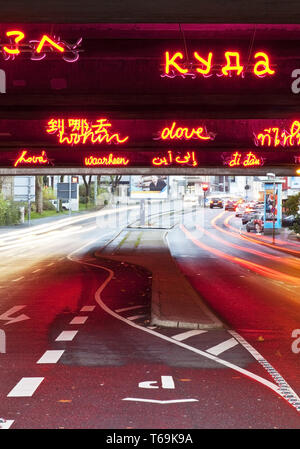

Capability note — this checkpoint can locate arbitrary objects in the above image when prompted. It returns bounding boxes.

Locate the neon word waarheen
[254,120,300,147]
[46,118,129,145]
[152,150,198,167]
[162,51,275,79]
[14,150,50,167]
[84,154,130,166]
[156,122,215,141]
[224,151,264,167]
[0,30,82,62]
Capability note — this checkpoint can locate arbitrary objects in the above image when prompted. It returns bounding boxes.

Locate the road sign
[13,176,35,202]
[57,182,77,200]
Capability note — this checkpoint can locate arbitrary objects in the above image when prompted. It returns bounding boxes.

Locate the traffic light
[202,184,209,192]
[71,176,79,183]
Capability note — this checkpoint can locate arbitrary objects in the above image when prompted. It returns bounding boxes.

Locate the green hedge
[0,195,21,225]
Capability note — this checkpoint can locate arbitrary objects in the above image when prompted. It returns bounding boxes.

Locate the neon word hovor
[46,118,129,146]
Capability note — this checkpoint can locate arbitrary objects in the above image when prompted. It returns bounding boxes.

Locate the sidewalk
[96,228,224,330]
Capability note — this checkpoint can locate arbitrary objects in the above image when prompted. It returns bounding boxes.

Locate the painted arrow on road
[0,306,30,325]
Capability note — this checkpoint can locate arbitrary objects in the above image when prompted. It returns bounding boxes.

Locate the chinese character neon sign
[152,150,198,167]
[254,121,300,147]
[0,30,82,62]
[46,118,129,145]
[162,50,275,79]
[84,154,130,166]
[14,150,50,167]
[223,151,264,167]
[156,122,215,141]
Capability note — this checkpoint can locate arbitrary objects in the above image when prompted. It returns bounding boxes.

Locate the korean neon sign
[14,150,50,167]
[223,151,264,167]
[162,51,275,79]
[84,154,130,166]
[46,118,129,145]
[152,150,198,167]
[254,120,300,147]
[156,122,215,141]
[0,30,82,62]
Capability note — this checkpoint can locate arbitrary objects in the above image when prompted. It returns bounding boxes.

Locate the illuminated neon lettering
[164,51,188,75]
[152,151,198,167]
[254,121,300,147]
[225,151,262,167]
[222,52,244,76]
[46,118,129,145]
[253,52,275,76]
[229,151,242,167]
[194,52,213,75]
[3,30,25,55]
[160,122,213,141]
[84,154,130,166]
[36,35,64,53]
[243,151,261,166]
[14,150,49,167]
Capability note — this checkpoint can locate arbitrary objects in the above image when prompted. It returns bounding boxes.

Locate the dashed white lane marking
[55,330,78,341]
[172,329,208,341]
[80,306,95,312]
[127,314,147,321]
[206,337,239,356]
[161,376,175,389]
[7,377,44,397]
[47,262,54,267]
[11,277,24,282]
[32,269,41,273]
[0,420,14,429]
[69,316,88,325]
[115,305,145,313]
[37,350,65,364]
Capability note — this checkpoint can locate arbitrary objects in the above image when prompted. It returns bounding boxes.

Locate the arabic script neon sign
[0,30,82,62]
[254,120,300,147]
[152,150,198,167]
[162,51,275,79]
[46,118,129,146]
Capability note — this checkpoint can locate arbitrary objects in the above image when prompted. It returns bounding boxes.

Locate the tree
[284,193,300,235]
[35,176,43,214]
[110,175,122,195]
[82,175,93,205]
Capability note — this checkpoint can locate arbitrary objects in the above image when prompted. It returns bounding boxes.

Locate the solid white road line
[55,330,78,341]
[69,316,88,325]
[127,314,147,321]
[115,305,145,313]
[37,350,65,364]
[123,398,198,404]
[206,337,239,356]
[172,329,208,341]
[80,306,95,312]
[7,377,44,397]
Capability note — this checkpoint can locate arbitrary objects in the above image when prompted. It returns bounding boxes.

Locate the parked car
[282,215,300,227]
[241,209,256,224]
[246,214,264,233]
[50,199,70,210]
[209,198,223,208]
[225,200,237,211]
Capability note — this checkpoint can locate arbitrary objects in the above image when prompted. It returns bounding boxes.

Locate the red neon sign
[84,154,130,166]
[158,122,215,141]
[46,118,129,146]
[254,120,300,147]
[152,150,198,167]
[14,150,50,167]
[225,151,263,167]
[0,30,82,62]
[162,50,275,78]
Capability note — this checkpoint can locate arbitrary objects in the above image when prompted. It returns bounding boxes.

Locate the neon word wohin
[0,30,82,62]
[224,151,263,167]
[162,51,275,78]
[46,118,129,145]
[84,154,130,166]
[254,120,300,147]
[152,150,198,167]
[157,122,215,141]
[14,150,50,167]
